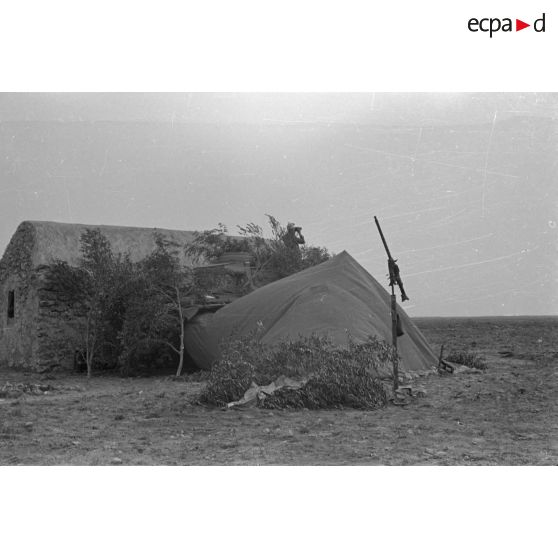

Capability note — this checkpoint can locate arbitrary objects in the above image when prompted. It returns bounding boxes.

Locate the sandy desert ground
[0,316,556,465]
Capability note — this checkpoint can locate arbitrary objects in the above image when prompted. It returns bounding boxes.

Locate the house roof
[1,220,201,269]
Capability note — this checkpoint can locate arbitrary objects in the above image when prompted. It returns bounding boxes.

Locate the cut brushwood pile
[200,334,402,410]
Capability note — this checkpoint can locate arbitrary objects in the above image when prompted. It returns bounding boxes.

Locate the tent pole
[390,286,399,391]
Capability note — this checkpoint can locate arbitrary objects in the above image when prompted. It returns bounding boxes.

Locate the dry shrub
[446,350,488,370]
[199,334,391,409]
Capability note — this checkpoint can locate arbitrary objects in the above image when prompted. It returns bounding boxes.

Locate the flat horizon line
[411,314,558,319]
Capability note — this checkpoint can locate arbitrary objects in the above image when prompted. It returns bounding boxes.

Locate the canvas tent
[185,251,438,372]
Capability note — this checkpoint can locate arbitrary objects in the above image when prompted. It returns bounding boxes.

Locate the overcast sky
[0,92,556,316]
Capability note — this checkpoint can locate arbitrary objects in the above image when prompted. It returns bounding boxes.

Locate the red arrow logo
[516,19,530,31]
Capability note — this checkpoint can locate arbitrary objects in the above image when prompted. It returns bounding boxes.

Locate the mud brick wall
[0,223,40,369]
[0,221,36,286]
[34,266,86,372]
[0,264,84,372]
[0,271,40,369]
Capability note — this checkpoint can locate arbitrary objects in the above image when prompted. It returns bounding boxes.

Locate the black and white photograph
[0,3,556,557]
[1,92,556,466]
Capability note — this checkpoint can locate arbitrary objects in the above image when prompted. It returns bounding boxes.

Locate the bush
[199,334,392,409]
[446,350,488,370]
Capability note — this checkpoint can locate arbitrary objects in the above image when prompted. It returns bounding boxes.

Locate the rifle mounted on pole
[374,216,409,302]
[374,216,410,392]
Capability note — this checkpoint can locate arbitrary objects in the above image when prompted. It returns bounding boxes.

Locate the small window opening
[7,290,15,319]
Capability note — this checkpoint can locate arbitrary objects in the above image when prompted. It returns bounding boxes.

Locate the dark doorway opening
[7,290,15,319]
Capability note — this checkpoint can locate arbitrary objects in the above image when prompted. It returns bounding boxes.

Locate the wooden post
[374,216,403,392]
[437,344,445,374]
[390,288,399,391]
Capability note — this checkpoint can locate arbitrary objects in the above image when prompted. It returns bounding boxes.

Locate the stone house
[0,221,249,372]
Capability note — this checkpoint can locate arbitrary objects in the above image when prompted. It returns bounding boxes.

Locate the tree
[120,235,194,377]
[47,229,134,377]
